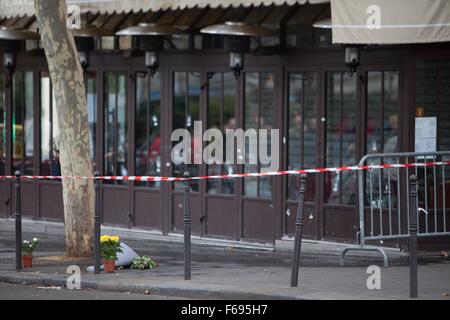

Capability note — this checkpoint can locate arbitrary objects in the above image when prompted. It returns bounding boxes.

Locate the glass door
[241,71,278,241]
[204,71,238,239]
[0,72,7,217]
[171,71,202,234]
[284,71,319,238]
[102,71,130,227]
[322,71,358,240]
[133,71,164,230]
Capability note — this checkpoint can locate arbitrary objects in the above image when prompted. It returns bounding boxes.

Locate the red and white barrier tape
[0,160,449,182]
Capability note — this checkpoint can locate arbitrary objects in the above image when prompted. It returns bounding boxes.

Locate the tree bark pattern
[35,0,94,257]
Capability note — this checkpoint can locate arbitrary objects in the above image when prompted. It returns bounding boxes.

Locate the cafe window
[41,72,96,175]
[104,72,128,184]
[207,72,236,195]
[12,71,34,175]
[415,61,450,212]
[0,73,5,175]
[366,71,400,155]
[364,71,400,209]
[40,72,60,176]
[100,37,115,51]
[135,72,161,188]
[287,72,318,202]
[325,72,357,205]
[416,61,450,151]
[86,72,97,164]
[173,72,201,192]
[244,72,275,198]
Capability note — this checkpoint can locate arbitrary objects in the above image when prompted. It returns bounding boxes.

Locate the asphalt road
[0,282,183,300]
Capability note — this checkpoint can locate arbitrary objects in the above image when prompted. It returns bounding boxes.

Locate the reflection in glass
[135,72,161,188]
[173,72,201,191]
[0,73,4,175]
[104,72,127,184]
[365,71,400,209]
[416,61,450,210]
[207,72,236,195]
[416,61,450,151]
[40,72,61,176]
[287,72,318,202]
[366,71,399,155]
[325,72,357,205]
[87,72,97,164]
[441,62,450,151]
[12,71,34,175]
[244,72,275,198]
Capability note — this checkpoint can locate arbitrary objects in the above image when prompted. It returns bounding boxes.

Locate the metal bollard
[291,174,307,287]
[94,171,101,274]
[409,175,418,298]
[183,171,191,280]
[15,171,22,270]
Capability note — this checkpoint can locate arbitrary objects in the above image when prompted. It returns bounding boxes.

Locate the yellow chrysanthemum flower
[100,235,111,243]
[110,236,120,243]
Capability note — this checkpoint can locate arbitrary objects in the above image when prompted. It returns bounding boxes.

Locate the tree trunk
[35,0,94,257]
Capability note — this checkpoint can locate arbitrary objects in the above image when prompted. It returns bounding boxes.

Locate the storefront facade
[0,1,449,245]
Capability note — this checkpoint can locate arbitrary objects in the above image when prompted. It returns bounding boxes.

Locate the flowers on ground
[131,256,157,270]
[99,235,123,261]
[22,238,40,255]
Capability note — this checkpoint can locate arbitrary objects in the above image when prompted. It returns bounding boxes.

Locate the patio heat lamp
[0,26,40,75]
[200,22,273,79]
[116,23,182,77]
[73,25,114,70]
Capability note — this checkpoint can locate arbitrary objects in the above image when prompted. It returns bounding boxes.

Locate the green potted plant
[22,238,40,268]
[100,235,123,273]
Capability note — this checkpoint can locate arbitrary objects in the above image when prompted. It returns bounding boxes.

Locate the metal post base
[340,247,389,267]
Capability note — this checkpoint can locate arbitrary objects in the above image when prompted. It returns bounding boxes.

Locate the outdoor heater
[0,26,40,73]
[73,25,114,70]
[201,22,273,79]
[116,23,182,77]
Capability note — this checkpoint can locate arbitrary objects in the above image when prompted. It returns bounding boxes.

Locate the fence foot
[340,247,389,267]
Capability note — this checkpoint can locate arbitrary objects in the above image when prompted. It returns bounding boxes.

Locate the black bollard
[14,171,22,270]
[183,171,191,280]
[94,172,101,274]
[409,175,418,298]
[291,174,307,287]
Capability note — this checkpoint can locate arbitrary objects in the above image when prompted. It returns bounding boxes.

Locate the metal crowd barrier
[341,151,450,267]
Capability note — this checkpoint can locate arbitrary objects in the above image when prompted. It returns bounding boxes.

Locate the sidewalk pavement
[0,221,449,300]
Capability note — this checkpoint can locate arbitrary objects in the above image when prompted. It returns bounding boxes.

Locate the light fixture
[345,46,360,76]
[73,25,113,70]
[201,22,273,79]
[0,26,39,72]
[116,23,181,77]
[3,52,16,71]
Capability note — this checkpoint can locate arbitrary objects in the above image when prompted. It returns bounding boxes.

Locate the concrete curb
[0,273,297,300]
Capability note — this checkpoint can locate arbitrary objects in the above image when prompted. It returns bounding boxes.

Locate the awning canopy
[0,0,329,19]
[331,0,450,44]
